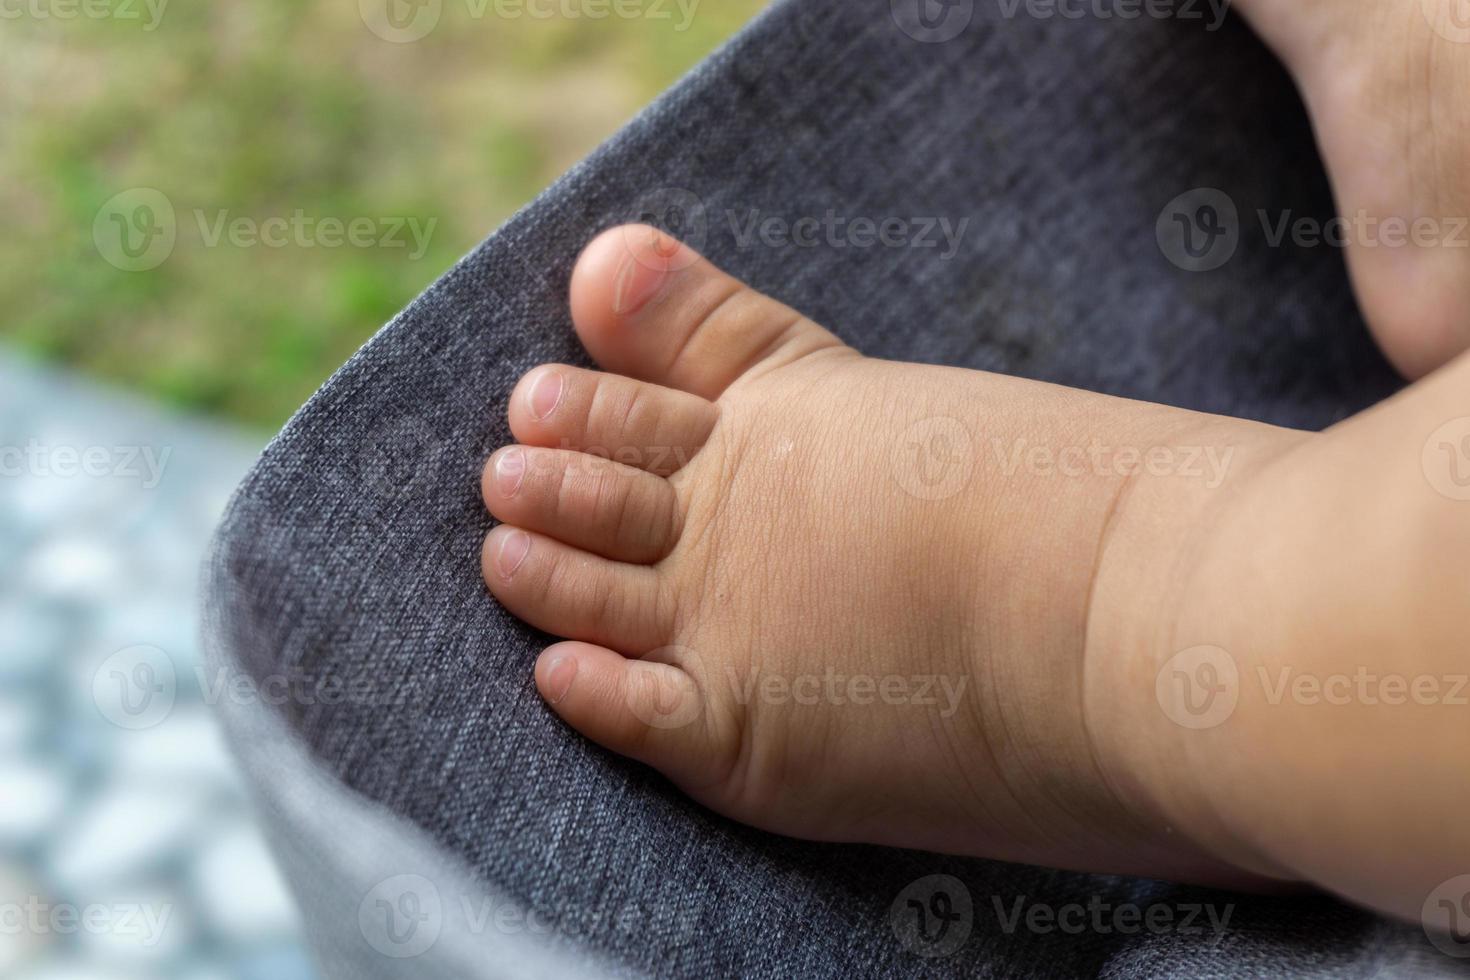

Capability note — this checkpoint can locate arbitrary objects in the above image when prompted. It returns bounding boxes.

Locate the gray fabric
[204,0,1467,976]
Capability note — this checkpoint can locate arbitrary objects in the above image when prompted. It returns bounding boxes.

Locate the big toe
[569,224,847,400]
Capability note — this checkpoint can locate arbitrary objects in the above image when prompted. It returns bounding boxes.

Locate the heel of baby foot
[1078,419,1309,886]
[1353,249,1470,380]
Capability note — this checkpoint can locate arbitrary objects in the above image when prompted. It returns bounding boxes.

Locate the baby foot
[481,226,1295,885]
[1235,0,1470,378]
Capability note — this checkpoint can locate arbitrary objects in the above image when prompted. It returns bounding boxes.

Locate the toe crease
[663,280,746,385]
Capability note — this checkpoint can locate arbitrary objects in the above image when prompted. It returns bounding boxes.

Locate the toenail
[527,370,564,421]
[494,449,526,498]
[612,248,670,316]
[543,653,577,705]
[495,529,531,579]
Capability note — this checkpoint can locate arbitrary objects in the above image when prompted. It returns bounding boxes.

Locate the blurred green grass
[2,0,767,429]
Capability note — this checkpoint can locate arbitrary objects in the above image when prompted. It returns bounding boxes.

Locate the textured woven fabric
[204,1,1467,976]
